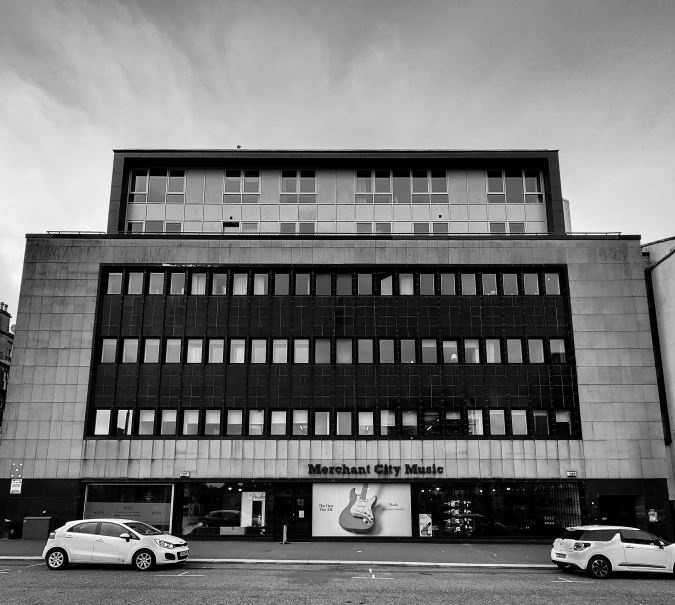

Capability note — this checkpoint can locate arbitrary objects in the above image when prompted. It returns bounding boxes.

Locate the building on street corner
[0,303,14,437]
[0,149,672,541]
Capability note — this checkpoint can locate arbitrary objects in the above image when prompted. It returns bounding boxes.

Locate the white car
[42,519,189,571]
[551,525,675,579]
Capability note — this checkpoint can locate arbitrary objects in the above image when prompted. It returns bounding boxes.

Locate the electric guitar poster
[312,483,412,537]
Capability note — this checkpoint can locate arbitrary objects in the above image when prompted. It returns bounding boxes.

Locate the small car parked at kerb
[43,519,189,571]
[551,525,674,579]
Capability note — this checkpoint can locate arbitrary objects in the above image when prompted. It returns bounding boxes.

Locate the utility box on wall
[22,517,54,540]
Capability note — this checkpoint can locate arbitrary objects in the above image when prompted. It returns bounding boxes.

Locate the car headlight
[155,540,176,549]
[573,542,591,551]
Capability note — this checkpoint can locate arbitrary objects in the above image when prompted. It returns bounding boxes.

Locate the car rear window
[583,530,619,542]
[68,522,99,535]
[561,529,585,540]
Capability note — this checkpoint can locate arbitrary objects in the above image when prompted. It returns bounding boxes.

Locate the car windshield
[124,522,163,535]
[561,529,585,540]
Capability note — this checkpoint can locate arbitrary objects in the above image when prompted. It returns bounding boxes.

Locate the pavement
[0,538,555,568]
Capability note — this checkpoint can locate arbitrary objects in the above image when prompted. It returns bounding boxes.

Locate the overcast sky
[1,0,674,319]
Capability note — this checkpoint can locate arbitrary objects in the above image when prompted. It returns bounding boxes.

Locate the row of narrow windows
[100,337,568,366]
[106,269,562,297]
[91,407,572,438]
[127,168,545,205]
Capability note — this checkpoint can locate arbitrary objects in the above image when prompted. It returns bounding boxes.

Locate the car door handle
[96,539,104,542]
[65,535,73,539]
[625,545,634,548]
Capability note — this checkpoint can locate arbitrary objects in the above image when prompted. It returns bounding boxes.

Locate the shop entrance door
[599,495,637,527]
[274,496,311,542]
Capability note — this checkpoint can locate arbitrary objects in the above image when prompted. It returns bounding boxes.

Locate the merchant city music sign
[307,463,444,477]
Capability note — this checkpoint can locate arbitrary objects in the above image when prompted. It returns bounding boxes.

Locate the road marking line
[552,577,593,583]
[155,571,205,577]
[351,568,394,580]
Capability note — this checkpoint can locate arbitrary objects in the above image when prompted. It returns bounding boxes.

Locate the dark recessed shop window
[275,273,290,295]
[316,273,331,295]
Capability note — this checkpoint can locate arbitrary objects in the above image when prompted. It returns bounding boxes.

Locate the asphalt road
[1,561,673,605]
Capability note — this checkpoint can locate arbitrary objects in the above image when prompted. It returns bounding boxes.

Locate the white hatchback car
[551,525,675,579]
[42,519,189,571]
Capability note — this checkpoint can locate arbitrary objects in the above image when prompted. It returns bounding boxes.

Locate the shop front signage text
[308,463,444,477]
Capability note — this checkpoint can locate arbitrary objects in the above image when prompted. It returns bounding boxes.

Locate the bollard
[282,524,288,544]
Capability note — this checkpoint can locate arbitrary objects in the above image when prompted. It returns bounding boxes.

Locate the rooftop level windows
[487,169,544,204]
[281,170,316,203]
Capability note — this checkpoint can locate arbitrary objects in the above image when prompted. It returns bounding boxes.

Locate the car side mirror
[657,541,664,549]
[119,533,131,542]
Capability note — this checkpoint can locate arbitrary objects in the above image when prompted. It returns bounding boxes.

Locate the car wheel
[587,556,612,579]
[132,549,155,571]
[45,548,68,570]
[556,563,574,574]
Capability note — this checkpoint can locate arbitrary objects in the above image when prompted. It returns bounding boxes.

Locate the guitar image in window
[338,483,377,534]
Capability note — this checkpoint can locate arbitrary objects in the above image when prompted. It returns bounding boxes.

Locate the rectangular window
[122,339,138,364]
[445,410,462,435]
[420,274,434,295]
[94,410,111,435]
[489,222,506,234]
[280,222,296,233]
[489,410,506,435]
[509,222,525,233]
[275,273,290,295]
[115,410,133,436]
[165,222,181,232]
[292,410,308,436]
[399,274,414,295]
[545,273,560,295]
[227,410,243,435]
[550,339,566,363]
[505,169,524,204]
[272,339,288,363]
[149,273,164,295]
[379,274,393,295]
[191,273,206,295]
[295,273,310,295]
[461,274,476,295]
[357,222,372,234]
[101,339,117,363]
[524,170,543,203]
[233,273,248,295]
[165,339,181,363]
[249,410,264,436]
[208,339,224,364]
[358,411,374,436]
[356,169,373,194]
[511,410,528,436]
[358,339,373,364]
[145,220,164,232]
[187,339,202,364]
[402,410,418,436]
[183,410,199,436]
[357,274,372,295]
[503,274,518,295]
[167,169,185,193]
[441,273,455,295]
[482,274,497,295]
[242,223,258,233]
[379,340,394,363]
[138,410,155,436]
[253,274,268,295]
[524,273,539,295]
[205,410,221,435]
[465,339,480,364]
[487,169,505,203]
[433,222,449,234]
[528,339,545,363]
[375,222,391,233]
[128,273,143,295]
[212,273,227,295]
[442,341,459,363]
[401,339,416,363]
[336,411,352,436]
[534,411,549,435]
[170,273,185,295]
[316,273,331,295]
[107,273,122,295]
[270,411,287,435]
[129,169,148,193]
[423,411,440,436]
[556,410,572,437]
[229,340,245,363]
[413,223,429,234]
[314,411,330,436]
[486,339,501,363]
[468,409,484,435]
[336,339,353,364]
[421,340,437,363]
[161,410,177,436]
[507,340,523,363]
[380,410,396,436]
[336,274,352,295]
[143,339,159,363]
[251,340,266,364]
[294,339,309,363]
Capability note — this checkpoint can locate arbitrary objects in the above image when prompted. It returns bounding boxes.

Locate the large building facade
[0,150,672,541]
